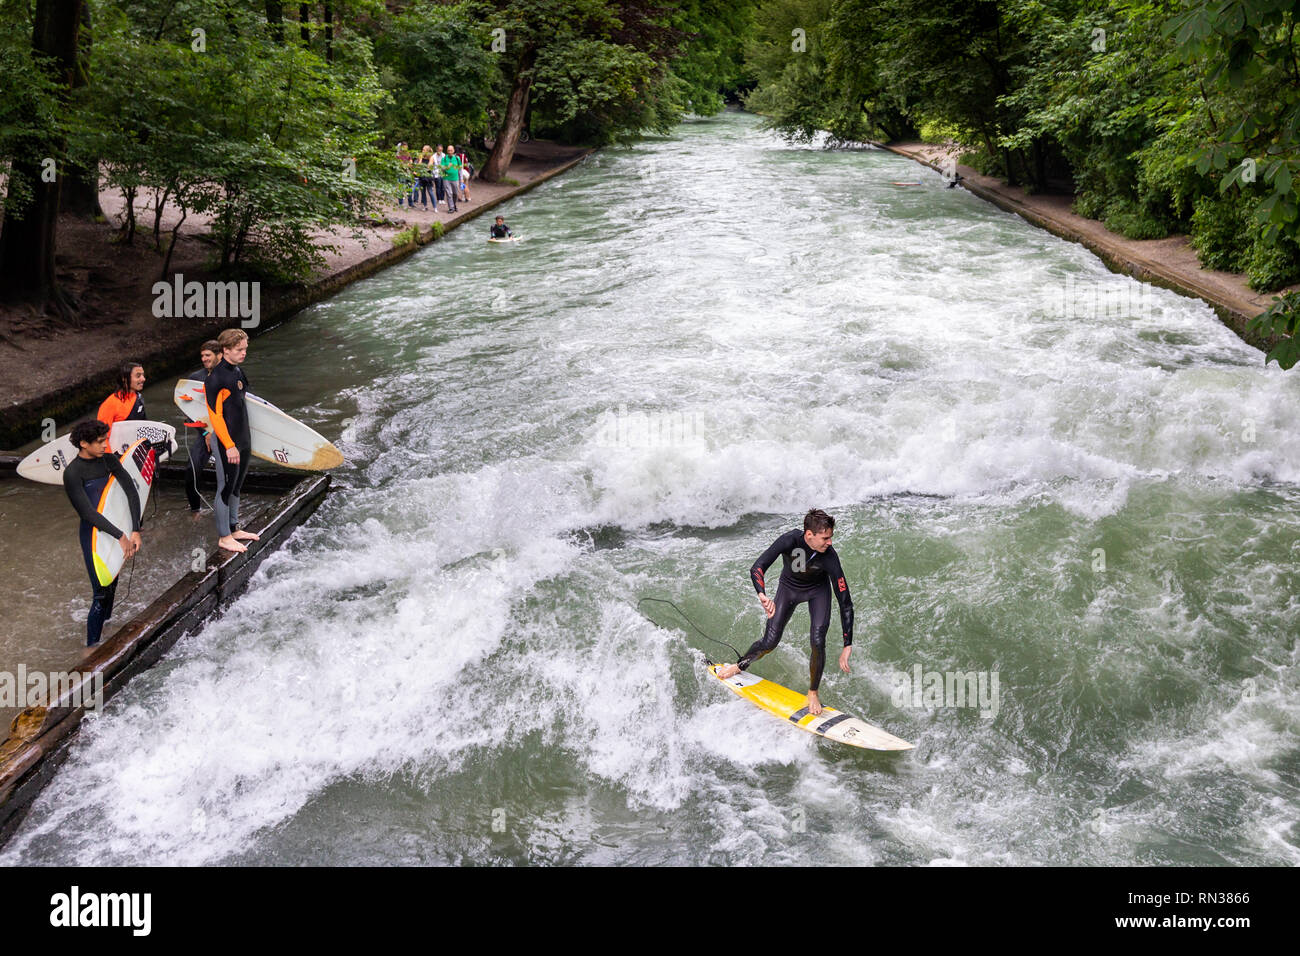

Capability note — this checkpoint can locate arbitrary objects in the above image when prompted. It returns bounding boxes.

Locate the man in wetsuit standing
[205,329,260,553]
[717,509,855,715]
[183,340,221,514]
[62,420,142,647]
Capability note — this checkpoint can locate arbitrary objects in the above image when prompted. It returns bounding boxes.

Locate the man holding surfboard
[205,329,261,553]
[184,340,221,514]
[717,509,855,716]
[97,361,147,451]
[62,420,142,647]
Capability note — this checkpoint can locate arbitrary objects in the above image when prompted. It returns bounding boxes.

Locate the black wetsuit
[63,453,141,646]
[183,366,213,511]
[205,358,251,536]
[490,223,513,239]
[739,529,855,691]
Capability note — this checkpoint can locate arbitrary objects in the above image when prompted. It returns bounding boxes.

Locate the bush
[1072,191,1108,220]
[1103,200,1171,240]
[1190,195,1252,273]
[1246,234,1300,292]
[391,225,419,248]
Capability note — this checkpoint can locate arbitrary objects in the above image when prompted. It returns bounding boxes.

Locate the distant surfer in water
[63,420,142,647]
[205,328,260,553]
[489,216,513,239]
[97,361,146,450]
[717,509,855,715]
[183,340,221,514]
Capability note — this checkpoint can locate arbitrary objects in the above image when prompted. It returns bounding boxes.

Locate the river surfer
[489,216,513,239]
[183,340,221,514]
[717,509,855,715]
[62,420,142,647]
[97,362,147,450]
[205,328,260,553]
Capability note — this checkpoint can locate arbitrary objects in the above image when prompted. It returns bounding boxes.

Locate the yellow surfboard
[708,664,913,751]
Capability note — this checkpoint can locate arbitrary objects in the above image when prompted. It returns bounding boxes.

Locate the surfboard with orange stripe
[708,664,913,751]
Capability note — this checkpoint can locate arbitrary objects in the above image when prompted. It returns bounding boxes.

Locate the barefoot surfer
[717,509,855,715]
[205,329,260,553]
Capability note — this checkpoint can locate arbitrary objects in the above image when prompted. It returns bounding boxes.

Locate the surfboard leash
[637,597,743,662]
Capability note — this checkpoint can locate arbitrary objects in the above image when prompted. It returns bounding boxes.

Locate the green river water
[3,111,1298,866]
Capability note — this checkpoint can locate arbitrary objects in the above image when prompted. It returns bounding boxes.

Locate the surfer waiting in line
[205,328,260,554]
[97,361,147,449]
[62,420,142,647]
[489,216,512,239]
[717,509,855,716]
[183,340,221,514]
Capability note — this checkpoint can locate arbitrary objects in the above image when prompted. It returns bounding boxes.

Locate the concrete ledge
[877,143,1281,353]
[0,472,331,848]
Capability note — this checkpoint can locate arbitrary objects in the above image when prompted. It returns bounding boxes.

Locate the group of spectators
[396,143,474,213]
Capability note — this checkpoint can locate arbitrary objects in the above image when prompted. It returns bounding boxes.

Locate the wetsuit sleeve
[63,467,127,539]
[825,549,855,646]
[207,388,235,450]
[750,530,794,595]
[109,454,142,532]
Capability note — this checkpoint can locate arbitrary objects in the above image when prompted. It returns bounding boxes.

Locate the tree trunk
[152,183,173,250]
[162,200,187,280]
[299,4,310,45]
[323,2,332,62]
[266,1,284,43]
[62,0,101,219]
[121,184,137,244]
[481,59,534,183]
[0,0,83,314]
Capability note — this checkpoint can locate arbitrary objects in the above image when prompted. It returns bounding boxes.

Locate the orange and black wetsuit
[97,390,145,451]
[738,529,855,691]
[204,358,251,536]
[63,453,140,646]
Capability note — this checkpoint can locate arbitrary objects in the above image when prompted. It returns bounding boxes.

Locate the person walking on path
[416,145,436,210]
[440,145,461,212]
[432,146,447,211]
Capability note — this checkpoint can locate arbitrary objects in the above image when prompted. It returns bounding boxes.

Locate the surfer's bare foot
[807,690,823,716]
[218,535,247,553]
[232,530,260,542]
[717,663,741,679]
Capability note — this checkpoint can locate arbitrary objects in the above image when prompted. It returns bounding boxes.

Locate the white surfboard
[173,379,343,471]
[487,236,521,244]
[17,420,176,485]
[91,438,160,585]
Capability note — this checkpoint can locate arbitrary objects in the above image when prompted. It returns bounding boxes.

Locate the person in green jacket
[439,146,461,212]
